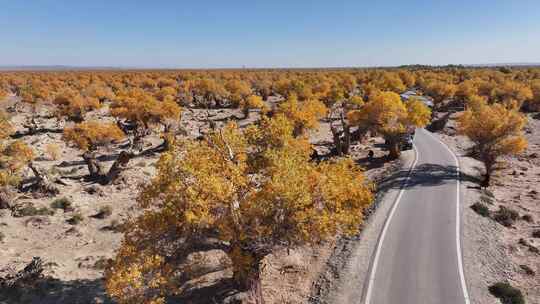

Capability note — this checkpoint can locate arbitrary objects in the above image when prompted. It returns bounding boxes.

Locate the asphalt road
[364,129,469,304]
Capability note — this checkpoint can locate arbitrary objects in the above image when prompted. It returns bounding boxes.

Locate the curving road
[364,129,469,304]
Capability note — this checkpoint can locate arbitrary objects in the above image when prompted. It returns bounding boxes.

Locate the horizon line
[1,62,540,71]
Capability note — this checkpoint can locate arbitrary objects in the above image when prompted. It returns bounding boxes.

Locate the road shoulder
[433,131,514,304]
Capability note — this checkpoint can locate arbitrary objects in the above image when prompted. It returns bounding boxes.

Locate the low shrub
[50,197,73,212]
[36,207,56,216]
[470,202,490,217]
[0,231,4,242]
[44,143,61,160]
[67,213,83,225]
[93,206,112,219]
[488,282,525,304]
[92,257,111,270]
[532,230,540,238]
[12,204,55,217]
[479,193,494,205]
[492,206,519,227]
[521,214,533,223]
[100,219,123,232]
[519,264,535,276]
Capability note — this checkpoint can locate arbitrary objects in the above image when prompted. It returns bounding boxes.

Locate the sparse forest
[0,66,538,303]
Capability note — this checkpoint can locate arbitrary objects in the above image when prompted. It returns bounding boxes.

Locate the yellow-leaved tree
[0,87,7,100]
[526,79,540,112]
[105,121,373,304]
[53,90,101,122]
[63,121,128,184]
[457,100,527,186]
[17,83,51,133]
[347,92,431,159]
[424,81,457,114]
[276,94,327,137]
[239,94,268,118]
[112,88,181,149]
[225,79,252,107]
[0,111,34,191]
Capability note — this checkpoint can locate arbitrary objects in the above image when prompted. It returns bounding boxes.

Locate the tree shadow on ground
[0,275,242,304]
[356,155,391,170]
[169,278,244,304]
[377,163,481,193]
[0,277,112,304]
[10,128,64,139]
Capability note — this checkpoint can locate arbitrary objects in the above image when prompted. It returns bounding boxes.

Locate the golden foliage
[112,88,181,131]
[44,143,61,160]
[63,121,125,151]
[106,122,373,302]
[529,80,540,111]
[53,90,100,122]
[277,94,327,136]
[225,79,252,106]
[345,95,365,110]
[0,140,34,187]
[83,83,115,101]
[347,91,430,158]
[458,102,527,185]
[239,94,268,117]
[0,111,32,187]
[424,81,457,109]
[0,88,7,100]
[105,245,172,304]
[348,92,430,133]
[0,111,14,140]
[405,97,432,127]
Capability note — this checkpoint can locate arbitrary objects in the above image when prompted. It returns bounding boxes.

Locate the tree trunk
[293,125,304,138]
[482,160,494,188]
[229,247,265,304]
[82,151,133,185]
[28,162,60,195]
[23,115,39,135]
[388,140,401,159]
[0,187,12,209]
[0,257,44,289]
[341,114,351,155]
[330,125,342,156]
[82,152,106,179]
[481,173,491,188]
[105,151,133,184]
[133,132,145,152]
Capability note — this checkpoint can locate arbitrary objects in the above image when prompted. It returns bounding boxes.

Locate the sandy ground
[435,112,540,304]
[0,96,401,304]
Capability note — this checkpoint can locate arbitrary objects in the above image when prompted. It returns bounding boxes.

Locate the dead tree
[83,151,134,185]
[0,257,44,289]
[329,107,351,156]
[427,111,451,132]
[0,187,11,209]
[27,162,60,196]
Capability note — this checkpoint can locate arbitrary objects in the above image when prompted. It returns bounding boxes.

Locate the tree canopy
[105,121,373,304]
[458,100,527,186]
[347,92,431,158]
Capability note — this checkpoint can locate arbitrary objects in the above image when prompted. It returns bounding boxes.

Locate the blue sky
[1,0,539,68]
